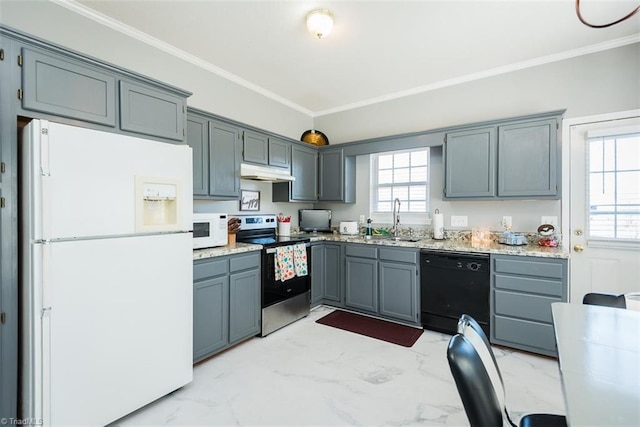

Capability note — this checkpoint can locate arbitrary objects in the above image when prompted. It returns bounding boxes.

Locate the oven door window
[263,251,311,307]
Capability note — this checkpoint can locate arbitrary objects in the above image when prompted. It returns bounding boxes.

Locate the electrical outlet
[359,215,365,224]
[541,216,558,227]
[502,216,512,229]
[451,215,468,227]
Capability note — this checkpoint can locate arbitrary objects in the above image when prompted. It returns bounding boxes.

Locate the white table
[551,302,640,426]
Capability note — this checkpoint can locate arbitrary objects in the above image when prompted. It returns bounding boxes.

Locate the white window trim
[369,148,432,226]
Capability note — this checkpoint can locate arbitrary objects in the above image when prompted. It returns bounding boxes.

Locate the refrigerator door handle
[40,121,50,176]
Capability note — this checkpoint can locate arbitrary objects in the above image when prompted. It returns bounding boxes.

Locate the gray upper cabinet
[187,110,242,199]
[186,115,209,196]
[445,114,561,200]
[444,126,497,198]
[319,149,356,203]
[119,80,185,141]
[242,131,292,170]
[273,143,318,202]
[209,120,242,199]
[21,47,117,126]
[268,137,291,170]
[497,119,557,197]
[242,130,269,165]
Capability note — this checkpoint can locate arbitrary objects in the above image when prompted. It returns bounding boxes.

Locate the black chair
[450,317,567,427]
[582,292,627,309]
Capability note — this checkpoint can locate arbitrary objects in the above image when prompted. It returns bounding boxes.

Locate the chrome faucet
[392,198,401,236]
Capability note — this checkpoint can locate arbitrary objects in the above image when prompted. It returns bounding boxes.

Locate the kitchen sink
[369,236,423,243]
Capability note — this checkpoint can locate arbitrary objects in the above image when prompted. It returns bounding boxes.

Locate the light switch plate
[451,215,468,227]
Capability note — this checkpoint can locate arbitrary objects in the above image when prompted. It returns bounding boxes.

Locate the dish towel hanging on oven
[275,244,308,282]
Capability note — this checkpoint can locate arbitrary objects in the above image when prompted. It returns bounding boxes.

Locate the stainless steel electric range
[235,214,311,336]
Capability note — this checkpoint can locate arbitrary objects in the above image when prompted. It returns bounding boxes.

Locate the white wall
[314,43,640,144]
[315,148,560,233]
[0,0,312,140]
[194,179,313,221]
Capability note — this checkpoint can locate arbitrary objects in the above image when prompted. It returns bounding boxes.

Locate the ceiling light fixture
[306,9,334,39]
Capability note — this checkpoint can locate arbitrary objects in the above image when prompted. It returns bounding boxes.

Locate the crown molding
[52,0,638,119]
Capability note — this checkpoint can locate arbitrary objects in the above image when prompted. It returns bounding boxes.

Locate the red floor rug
[316,310,423,347]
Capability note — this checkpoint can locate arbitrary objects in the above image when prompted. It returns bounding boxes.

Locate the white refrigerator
[21,119,194,426]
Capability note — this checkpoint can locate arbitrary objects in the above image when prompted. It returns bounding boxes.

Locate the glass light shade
[306,9,334,39]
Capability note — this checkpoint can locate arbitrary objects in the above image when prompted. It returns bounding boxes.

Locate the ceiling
[67,0,639,117]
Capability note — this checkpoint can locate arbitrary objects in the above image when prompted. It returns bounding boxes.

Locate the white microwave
[193,213,228,249]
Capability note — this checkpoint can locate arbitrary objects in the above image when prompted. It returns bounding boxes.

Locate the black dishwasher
[420,250,490,336]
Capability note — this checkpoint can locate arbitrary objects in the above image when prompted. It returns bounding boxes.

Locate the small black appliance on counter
[298,209,332,232]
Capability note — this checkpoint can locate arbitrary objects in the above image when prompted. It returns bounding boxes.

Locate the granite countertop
[192,234,568,260]
[297,233,569,259]
[193,242,263,260]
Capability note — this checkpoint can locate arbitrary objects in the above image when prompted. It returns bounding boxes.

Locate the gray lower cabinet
[343,244,420,325]
[444,112,561,199]
[490,254,568,357]
[318,148,356,203]
[193,251,260,363]
[273,143,318,202]
[21,47,117,127]
[345,256,378,312]
[311,243,342,307]
[378,247,419,324]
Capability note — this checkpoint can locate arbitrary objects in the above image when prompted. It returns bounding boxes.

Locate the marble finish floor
[113,306,566,426]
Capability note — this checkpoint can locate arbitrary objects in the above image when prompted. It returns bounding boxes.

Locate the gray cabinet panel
[292,144,318,201]
[490,254,567,357]
[230,252,260,272]
[324,244,342,303]
[193,275,229,362]
[345,257,378,312]
[187,115,209,196]
[379,261,418,323]
[445,127,496,198]
[21,47,116,126]
[229,269,261,343]
[494,274,564,297]
[379,248,418,264]
[243,130,268,165]
[494,257,564,280]
[493,316,557,356]
[345,244,377,259]
[311,245,325,306]
[268,137,291,169]
[272,143,318,202]
[318,149,356,203]
[119,80,185,141]
[498,119,557,197]
[494,290,560,323]
[194,257,228,281]
[209,120,241,199]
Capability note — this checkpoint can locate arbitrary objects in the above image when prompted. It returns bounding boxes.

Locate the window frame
[586,128,640,243]
[369,148,431,225]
